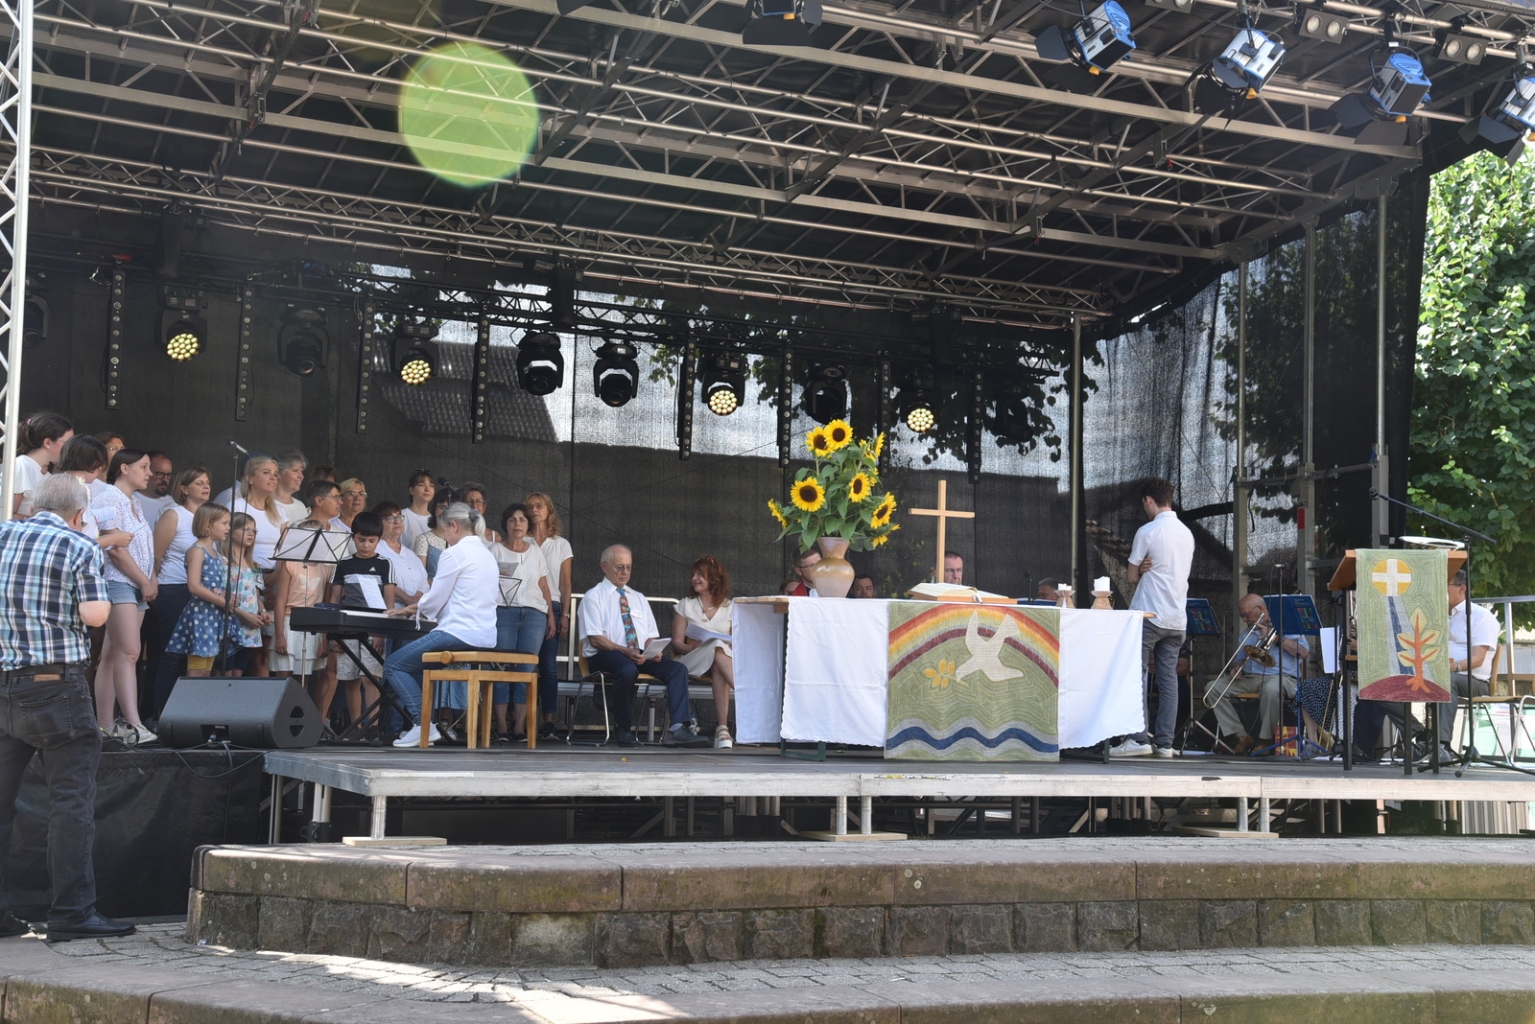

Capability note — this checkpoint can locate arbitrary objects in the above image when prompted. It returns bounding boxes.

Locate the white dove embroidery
[954,610,1025,683]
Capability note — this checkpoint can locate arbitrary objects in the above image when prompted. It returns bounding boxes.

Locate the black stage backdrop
[9,749,265,919]
[22,177,1424,628]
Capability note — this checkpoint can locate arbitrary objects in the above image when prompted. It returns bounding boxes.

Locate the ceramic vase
[811,537,856,598]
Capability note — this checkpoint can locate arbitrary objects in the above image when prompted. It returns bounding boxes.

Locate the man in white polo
[1114,477,1194,758]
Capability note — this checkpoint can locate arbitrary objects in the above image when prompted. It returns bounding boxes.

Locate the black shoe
[664,724,711,748]
[46,911,136,942]
[616,729,639,747]
[0,912,29,938]
[539,721,560,740]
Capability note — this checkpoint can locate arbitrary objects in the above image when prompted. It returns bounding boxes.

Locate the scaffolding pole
[0,0,34,517]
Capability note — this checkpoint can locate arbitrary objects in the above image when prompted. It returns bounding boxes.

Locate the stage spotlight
[742,0,822,46]
[1435,30,1486,66]
[1460,74,1535,165]
[593,340,639,407]
[906,402,936,434]
[903,371,937,434]
[165,320,201,361]
[279,305,327,377]
[1296,8,1347,43]
[394,320,438,386]
[1209,26,1286,97]
[1036,1,1136,75]
[1144,0,1192,11]
[702,351,746,416]
[516,331,565,395]
[160,287,205,362]
[1331,48,1432,144]
[802,363,849,424]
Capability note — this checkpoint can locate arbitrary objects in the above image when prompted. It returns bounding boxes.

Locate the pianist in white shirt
[382,503,500,748]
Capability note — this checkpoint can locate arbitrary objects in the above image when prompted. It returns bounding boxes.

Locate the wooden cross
[909,480,975,584]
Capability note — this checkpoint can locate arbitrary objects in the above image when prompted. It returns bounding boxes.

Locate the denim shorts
[106,580,148,611]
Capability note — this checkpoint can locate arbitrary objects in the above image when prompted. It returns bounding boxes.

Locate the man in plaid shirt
[0,473,135,941]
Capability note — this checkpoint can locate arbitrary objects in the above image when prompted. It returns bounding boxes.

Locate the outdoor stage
[264,745,1535,842]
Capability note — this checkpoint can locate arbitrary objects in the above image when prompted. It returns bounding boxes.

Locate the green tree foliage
[1411,152,1535,607]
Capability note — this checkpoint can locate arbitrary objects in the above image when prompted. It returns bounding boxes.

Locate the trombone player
[1204,594,1310,755]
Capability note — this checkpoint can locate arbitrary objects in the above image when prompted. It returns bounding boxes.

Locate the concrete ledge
[184,838,1535,968]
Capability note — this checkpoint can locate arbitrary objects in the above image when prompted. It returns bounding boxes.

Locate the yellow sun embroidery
[870,493,896,528]
[806,427,832,457]
[823,419,853,451]
[848,472,872,503]
[924,658,956,689]
[767,499,788,529]
[791,477,826,513]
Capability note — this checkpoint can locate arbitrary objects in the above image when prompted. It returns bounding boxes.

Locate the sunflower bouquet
[768,420,900,553]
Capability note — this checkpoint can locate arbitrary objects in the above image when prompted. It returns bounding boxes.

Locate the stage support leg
[1032,796,1041,834]
[1233,261,1249,614]
[269,775,282,844]
[1237,797,1249,832]
[310,783,332,845]
[370,795,387,839]
[1012,797,1022,834]
[860,796,872,836]
[686,797,695,837]
[663,797,676,838]
[1258,796,1270,833]
[834,796,847,836]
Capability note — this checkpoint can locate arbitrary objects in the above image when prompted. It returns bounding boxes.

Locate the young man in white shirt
[579,544,709,748]
[383,503,500,747]
[1115,478,1194,758]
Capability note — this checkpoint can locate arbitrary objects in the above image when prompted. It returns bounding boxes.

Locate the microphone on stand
[225,436,250,454]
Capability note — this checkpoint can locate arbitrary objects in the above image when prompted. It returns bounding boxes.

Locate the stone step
[7,928,1535,1024]
[186,837,1535,968]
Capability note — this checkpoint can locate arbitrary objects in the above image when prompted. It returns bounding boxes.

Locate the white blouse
[91,485,153,585]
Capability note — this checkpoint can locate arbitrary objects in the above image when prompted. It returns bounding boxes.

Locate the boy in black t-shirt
[327,511,396,724]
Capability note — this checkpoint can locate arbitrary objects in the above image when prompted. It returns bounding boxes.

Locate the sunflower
[847,472,873,503]
[823,419,853,451]
[767,499,788,529]
[872,432,886,458]
[791,476,827,513]
[806,427,833,457]
[871,533,889,548]
[870,493,896,528]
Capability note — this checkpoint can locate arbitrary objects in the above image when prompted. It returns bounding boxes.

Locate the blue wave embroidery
[887,725,1058,754]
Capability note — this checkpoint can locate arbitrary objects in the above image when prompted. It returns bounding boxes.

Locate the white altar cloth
[733,598,1146,750]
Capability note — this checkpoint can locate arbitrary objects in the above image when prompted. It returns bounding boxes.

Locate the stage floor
[265,744,1535,806]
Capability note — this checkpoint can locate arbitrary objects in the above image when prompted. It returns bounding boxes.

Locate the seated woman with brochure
[670,555,736,749]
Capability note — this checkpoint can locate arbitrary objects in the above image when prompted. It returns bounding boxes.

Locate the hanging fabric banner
[1354,548,1453,703]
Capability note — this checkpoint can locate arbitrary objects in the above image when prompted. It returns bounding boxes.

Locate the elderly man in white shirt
[1114,477,1195,758]
[383,503,500,748]
[579,544,709,748]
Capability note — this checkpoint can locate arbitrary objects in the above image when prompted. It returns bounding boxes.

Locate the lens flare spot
[399,41,539,187]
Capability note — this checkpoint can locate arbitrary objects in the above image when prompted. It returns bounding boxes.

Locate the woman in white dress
[669,555,735,749]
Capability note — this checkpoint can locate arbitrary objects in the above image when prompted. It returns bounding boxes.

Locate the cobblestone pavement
[15,924,1535,1004]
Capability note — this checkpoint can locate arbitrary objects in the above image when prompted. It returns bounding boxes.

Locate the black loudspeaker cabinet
[159,677,322,749]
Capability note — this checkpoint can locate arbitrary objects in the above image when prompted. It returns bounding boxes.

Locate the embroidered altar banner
[885,603,1059,760]
[1355,548,1453,703]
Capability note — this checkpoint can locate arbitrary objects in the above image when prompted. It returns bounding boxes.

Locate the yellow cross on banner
[1370,558,1413,597]
[908,480,975,584]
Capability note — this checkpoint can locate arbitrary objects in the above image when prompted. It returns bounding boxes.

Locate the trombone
[1202,620,1279,707]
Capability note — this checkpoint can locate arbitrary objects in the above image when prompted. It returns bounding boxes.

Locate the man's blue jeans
[586,651,691,735]
[1135,622,1185,749]
[383,630,470,725]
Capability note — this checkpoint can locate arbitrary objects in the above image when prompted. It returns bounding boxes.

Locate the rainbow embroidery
[886,603,1060,761]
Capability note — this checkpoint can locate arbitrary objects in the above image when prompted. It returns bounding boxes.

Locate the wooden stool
[420,651,539,749]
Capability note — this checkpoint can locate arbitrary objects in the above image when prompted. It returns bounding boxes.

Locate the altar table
[733,598,1147,755]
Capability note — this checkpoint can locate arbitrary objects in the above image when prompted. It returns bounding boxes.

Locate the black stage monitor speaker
[159,677,322,749]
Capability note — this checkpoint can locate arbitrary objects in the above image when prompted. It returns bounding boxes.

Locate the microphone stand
[216,438,247,676]
[1368,490,1531,783]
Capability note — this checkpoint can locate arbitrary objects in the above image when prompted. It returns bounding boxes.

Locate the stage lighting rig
[1144,0,1191,11]
[903,371,937,434]
[742,0,823,46]
[279,304,327,377]
[1434,26,1486,65]
[160,287,205,362]
[1460,72,1535,165]
[1330,47,1432,145]
[702,351,747,416]
[1036,0,1137,87]
[394,320,438,386]
[1296,6,1347,43]
[515,331,565,395]
[593,340,639,407]
[802,363,849,424]
[1208,25,1286,98]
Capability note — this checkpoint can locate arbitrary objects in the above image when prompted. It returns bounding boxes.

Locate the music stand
[1178,599,1222,753]
[1250,594,1327,758]
[275,528,354,564]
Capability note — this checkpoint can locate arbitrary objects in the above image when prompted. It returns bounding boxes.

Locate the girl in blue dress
[167,503,239,675]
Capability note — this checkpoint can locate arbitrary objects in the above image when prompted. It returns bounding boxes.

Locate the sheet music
[347,574,386,611]
[685,621,731,644]
[1320,627,1338,674]
[640,637,669,660]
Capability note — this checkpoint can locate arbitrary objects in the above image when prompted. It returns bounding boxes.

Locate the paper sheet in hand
[346,575,386,611]
[640,638,669,660]
[685,622,731,644]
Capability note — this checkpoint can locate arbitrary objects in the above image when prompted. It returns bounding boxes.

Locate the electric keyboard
[288,607,436,640]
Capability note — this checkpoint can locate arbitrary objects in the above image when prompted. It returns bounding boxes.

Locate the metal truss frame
[0,0,29,515]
